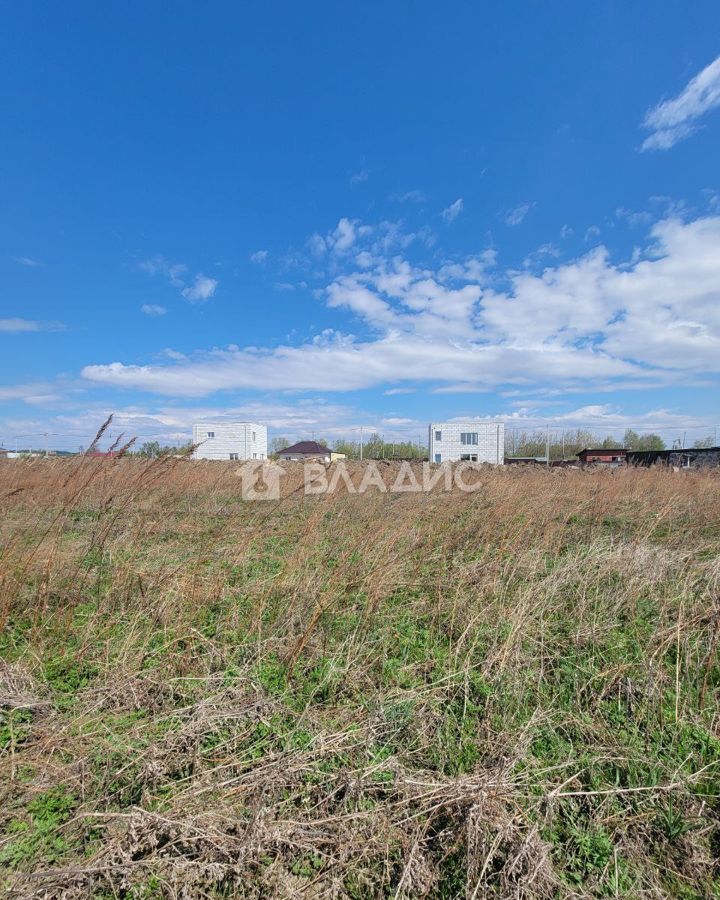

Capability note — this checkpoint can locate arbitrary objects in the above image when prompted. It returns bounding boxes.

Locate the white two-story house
[428,422,505,465]
[192,422,267,461]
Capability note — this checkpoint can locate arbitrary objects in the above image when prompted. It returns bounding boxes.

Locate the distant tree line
[133,441,193,458]
[269,433,426,460]
[505,428,668,461]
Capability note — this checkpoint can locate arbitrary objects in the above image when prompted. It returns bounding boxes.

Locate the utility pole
[44,431,48,459]
[359,426,363,461]
[562,431,565,461]
[546,424,550,467]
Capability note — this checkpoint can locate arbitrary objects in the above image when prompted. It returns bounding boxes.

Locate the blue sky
[2,1,720,450]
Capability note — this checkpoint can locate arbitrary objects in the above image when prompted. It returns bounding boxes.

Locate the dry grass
[0,456,719,898]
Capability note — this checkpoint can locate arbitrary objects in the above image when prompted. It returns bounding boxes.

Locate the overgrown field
[1,457,719,898]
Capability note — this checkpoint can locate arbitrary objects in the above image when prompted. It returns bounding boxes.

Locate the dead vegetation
[0,453,719,897]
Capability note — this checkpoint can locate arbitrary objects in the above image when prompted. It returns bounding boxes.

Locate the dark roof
[628,446,720,455]
[279,441,331,455]
[577,447,627,456]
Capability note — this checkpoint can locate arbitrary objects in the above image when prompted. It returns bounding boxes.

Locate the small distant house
[277,441,343,464]
[577,448,627,466]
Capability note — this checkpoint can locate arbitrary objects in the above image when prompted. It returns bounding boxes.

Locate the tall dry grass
[0,456,719,898]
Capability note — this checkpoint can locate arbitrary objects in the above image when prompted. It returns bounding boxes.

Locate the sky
[2,1,720,451]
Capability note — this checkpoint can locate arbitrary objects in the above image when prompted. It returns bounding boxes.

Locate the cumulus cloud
[250,250,269,264]
[82,214,720,399]
[441,198,464,223]
[642,55,720,150]
[181,274,218,303]
[350,169,369,184]
[141,304,167,316]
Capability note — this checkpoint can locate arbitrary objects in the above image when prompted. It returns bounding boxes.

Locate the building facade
[577,448,627,466]
[192,422,267,461]
[428,422,505,465]
[277,441,346,463]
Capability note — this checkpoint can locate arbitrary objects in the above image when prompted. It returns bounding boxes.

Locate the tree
[333,439,359,459]
[622,429,664,451]
[138,441,162,458]
[693,435,715,448]
[269,436,290,455]
[363,432,385,459]
[136,440,192,458]
[638,433,665,451]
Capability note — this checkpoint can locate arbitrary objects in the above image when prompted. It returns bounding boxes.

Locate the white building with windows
[192,422,267,461]
[428,422,505,465]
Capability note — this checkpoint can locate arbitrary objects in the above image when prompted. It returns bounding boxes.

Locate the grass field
[1,455,719,898]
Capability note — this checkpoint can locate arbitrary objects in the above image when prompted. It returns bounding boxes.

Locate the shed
[577,448,627,466]
[627,447,720,469]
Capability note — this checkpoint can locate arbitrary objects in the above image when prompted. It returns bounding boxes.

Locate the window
[460,454,478,462]
[435,430,442,441]
[229,453,238,460]
[252,432,256,441]
[434,453,441,463]
[207,431,215,438]
[252,453,257,459]
[461,432,478,445]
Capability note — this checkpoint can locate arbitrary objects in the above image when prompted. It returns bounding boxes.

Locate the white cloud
[307,218,370,257]
[0,318,42,333]
[14,256,43,267]
[523,244,561,269]
[139,256,187,286]
[141,304,167,316]
[502,202,534,226]
[82,214,720,399]
[350,169,369,185]
[0,382,55,401]
[250,250,269,264]
[584,225,601,242]
[615,207,653,227]
[384,387,416,395]
[139,256,218,302]
[641,55,720,150]
[0,318,63,333]
[392,189,426,204]
[181,274,218,303]
[441,198,464,223]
